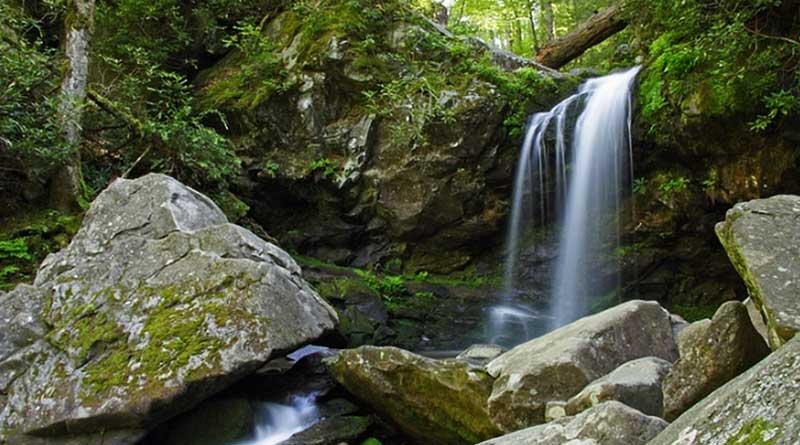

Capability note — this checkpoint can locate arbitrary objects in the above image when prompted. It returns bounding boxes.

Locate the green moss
[725,418,781,445]
[0,209,81,291]
[671,303,718,323]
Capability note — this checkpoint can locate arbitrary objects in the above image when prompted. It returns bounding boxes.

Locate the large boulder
[716,195,800,349]
[661,301,769,421]
[0,174,338,444]
[486,300,678,432]
[648,335,800,445]
[326,346,501,445]
[565,357,672,417]
[477,401,668,445]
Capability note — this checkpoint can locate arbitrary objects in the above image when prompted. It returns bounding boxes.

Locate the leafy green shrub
[0,4,67,183]
[0,210,81,290]
[631,0,799,139]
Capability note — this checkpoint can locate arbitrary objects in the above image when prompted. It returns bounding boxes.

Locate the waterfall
[492,66,640,344]
[238,393,320,445]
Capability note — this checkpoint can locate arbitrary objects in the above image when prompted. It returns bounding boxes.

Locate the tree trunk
[535,4,626,69]
[528,1,539,52]
[432,2,448,26]
[51,0,95,211]
[541,0,555,42]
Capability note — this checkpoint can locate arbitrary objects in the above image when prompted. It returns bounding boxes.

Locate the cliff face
[195,0,574,273]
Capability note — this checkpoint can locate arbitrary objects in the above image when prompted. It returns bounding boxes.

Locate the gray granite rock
[662,301,769,421]
[0,174,338,444]
[565,357,672,417]
[648,335,800,445]
[716,195,800,349]
[486,300,677,431]
[477,401,667,445]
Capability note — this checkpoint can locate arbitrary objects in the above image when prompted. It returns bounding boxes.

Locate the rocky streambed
[1,175,799,445]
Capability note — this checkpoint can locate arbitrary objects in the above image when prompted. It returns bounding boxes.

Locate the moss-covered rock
[648,335,800,445]
[661,301,769,421]
[477,401,667,445]
[195,0,574,273]
[715,195,800,349]
[326,346,502,445]
[0,174,337,445]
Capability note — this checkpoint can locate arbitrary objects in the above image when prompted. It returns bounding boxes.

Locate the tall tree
[541,0,555,42]
[51,0,95,210]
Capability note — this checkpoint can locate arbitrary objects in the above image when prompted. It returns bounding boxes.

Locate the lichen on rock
[0,174,338,444]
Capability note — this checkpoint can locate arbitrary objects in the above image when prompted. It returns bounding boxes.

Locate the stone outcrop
[477,401,667,445]
[0,174,338,444]
[196,2,571,273]
[326,346,501,445]
[649,335,800,445]
[565,356,672,417]
[716,195,800,349]
[485,300,677,431]
[661,300,769,421]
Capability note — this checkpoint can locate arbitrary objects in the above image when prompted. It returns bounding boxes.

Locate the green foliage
[631,0,799,139]
[658,176,689,194]
[0,210,81,290]
[354,269,409,303]
[263,161,280,178]
[205,21,293,110]
[751,90,798,131]
[0,3,67,181]
[308,158,341,180]
[633,177,648,195]
[671,304,717,322]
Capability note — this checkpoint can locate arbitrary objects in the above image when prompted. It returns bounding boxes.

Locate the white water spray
[493,66,640,342]
[238,393,320,445]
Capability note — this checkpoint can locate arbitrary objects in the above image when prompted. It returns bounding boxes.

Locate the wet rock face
[485,300,677,432]
[476,401,667,445]
[326,346,501,445]
[649,335,800,445]
[661,301,769,421]
[716,195,800,349]
[0,174,338,445]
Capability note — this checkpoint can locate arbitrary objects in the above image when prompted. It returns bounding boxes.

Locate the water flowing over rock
[648,335,800,445]
[326,346,501,445]
[0,174,338,445]
[485,300,677,432]
[476,401,667,445]
[661,301,769,421]
[716,195,800,349]
[498,66,640,342]
[565,356,672,417]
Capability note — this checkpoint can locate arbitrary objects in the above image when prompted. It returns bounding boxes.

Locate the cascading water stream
[237,393,321,445]
[489,66,640,345]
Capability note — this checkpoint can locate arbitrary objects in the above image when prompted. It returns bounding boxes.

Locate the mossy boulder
[715,195,800,349]
[0,174,337,444]
[477,401,667,445]
[661,301,769,421]
[485,300,678,432]
[326,346,502,445]
[648,335,800,445]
